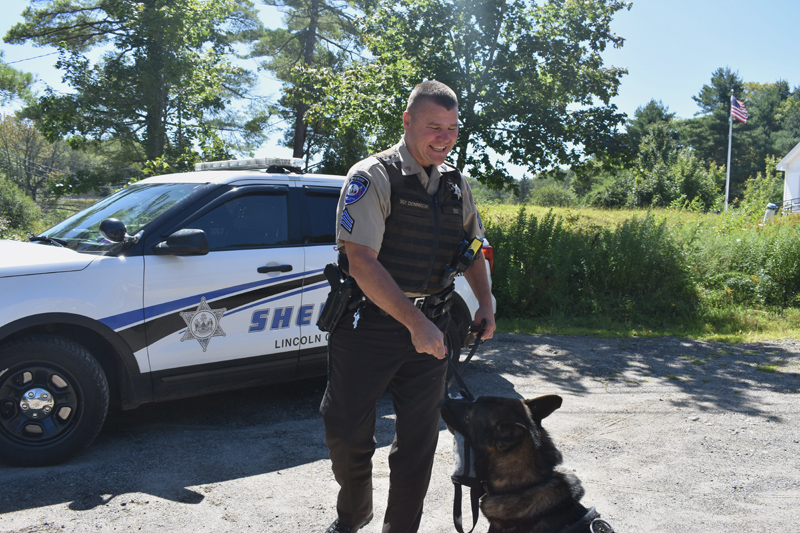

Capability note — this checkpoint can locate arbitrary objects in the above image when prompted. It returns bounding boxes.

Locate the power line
[6,52,59,65]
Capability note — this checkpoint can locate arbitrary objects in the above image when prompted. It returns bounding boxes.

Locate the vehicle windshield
[42,182,204,255]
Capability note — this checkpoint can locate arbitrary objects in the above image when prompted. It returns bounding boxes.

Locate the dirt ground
[1,332,799,533]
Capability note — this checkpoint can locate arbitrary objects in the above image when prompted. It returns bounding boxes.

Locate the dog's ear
[493,422,527,451]
[524,395,563,422]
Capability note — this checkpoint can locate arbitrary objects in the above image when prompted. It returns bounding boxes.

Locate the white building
[776,141,800,211]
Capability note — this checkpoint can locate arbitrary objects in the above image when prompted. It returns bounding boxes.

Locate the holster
[419,282,456,319]
[316,263,360,332]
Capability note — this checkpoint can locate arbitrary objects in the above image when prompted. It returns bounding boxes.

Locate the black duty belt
[370,284,455,319]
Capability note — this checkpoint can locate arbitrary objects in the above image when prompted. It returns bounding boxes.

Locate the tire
[0,335,109,467]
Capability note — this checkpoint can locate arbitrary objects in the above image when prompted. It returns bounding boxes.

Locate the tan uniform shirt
[335,138,483,258]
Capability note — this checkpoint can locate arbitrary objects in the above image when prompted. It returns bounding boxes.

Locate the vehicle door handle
[258,264,293,274]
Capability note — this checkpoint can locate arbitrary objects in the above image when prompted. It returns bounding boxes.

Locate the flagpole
[725,93,733,211]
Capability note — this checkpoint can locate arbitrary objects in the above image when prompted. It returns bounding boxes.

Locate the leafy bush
[587,150,721,210]
[528,183,577,207]
[737,156,784,216]
[0,177,40,238]
[695,219,800,307]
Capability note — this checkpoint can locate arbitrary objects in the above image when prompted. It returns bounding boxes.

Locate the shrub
[484,208,587,318]
[586,150,721,210]
[688,217,800,308]
[579,214,697,322]
[0,177,40,238]
[738,156,784,216]
[483,208,697,325]
[528,183,577,207]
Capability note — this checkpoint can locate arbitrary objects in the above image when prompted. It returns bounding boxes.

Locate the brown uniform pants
[320,303,448,533]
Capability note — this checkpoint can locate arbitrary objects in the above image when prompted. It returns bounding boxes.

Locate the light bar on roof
[194,157,304,171]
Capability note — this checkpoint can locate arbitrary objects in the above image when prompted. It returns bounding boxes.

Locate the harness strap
[556,507,600,533]
[452,483,482,533]
[557,507,616,533]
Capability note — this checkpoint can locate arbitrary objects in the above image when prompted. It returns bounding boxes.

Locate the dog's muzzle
[451,430,481,488]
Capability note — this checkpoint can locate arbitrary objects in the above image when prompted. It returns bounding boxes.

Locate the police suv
[0,158,494,467]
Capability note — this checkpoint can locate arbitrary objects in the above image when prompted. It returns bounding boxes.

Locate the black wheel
[0,335,109,467]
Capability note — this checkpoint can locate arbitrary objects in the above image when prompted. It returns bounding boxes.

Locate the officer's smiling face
[403,99,459,168]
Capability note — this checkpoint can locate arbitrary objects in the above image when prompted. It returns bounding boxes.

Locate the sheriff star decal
[448,180,462,201]
[180,297,227,351]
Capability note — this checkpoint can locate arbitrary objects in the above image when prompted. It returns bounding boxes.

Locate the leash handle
[446,319,487,401]
[469,318,487,339]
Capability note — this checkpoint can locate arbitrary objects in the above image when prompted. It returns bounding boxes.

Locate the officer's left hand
[473,306,496,341]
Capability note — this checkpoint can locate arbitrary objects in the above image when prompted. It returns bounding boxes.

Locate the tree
[683,69,800,201]
[590,122,722,210]
[5,0,265,170]
[249,0,363,162]
[0,52,35,106]
[0,114,67,201]
[625,99,676,156]
[299,0,630,190]
[681,67,749,196]
[739,155,784,215]
[742,80,793,179]
[692,67,745,115]
[773,87,800,156]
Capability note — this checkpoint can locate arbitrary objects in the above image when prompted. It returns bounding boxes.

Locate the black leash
[446,319,486,401]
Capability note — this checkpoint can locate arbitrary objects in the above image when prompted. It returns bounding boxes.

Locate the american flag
[731,95,748,123]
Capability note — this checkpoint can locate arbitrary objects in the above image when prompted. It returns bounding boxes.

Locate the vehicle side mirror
[99,218,129,243]
[151,229,209,256]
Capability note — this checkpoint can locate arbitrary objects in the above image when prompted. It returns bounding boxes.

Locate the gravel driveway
[1,332,799,533]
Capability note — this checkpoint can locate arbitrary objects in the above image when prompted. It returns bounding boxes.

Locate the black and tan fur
[440,395,611,533]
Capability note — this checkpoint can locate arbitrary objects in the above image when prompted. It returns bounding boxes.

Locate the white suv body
[0,159,493,466]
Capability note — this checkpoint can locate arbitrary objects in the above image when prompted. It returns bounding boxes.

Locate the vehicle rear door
[295,183,342,378]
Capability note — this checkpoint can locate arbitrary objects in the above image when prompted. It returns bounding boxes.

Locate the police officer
[321,80,496,533]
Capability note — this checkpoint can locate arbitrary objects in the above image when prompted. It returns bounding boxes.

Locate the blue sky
[2,0,799,157]
[603,0,799,119]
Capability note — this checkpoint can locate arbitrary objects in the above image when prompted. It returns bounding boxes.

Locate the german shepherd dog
[439,395,615,533]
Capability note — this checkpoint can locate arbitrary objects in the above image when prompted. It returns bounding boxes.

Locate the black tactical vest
[374,149,465,295]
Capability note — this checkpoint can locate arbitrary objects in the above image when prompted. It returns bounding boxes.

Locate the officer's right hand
[409,316,447,359]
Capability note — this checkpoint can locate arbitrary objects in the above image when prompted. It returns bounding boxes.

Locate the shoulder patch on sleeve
[340,208,355,233]
[344,174,370,205]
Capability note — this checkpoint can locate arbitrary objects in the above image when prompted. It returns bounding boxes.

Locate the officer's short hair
[406,81,458,113]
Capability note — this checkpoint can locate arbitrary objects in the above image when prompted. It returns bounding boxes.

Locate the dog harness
[558,507,615,533]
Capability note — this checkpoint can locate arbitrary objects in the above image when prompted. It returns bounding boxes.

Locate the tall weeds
[482,206,799,330]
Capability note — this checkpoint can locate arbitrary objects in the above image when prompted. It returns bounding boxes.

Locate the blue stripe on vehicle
[100,269,324,331]
[224,286,306,316]
[224,278,330,317]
